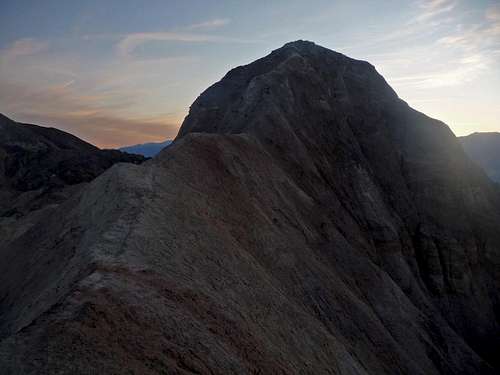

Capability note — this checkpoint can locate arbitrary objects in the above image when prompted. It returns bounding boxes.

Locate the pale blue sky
[1,0,499,147]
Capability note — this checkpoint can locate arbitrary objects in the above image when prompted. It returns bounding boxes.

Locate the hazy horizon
[1,0,499,148]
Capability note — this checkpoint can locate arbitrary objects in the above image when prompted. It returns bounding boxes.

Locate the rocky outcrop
[460,132,500,182]
[0,114,146,191]
[0,113,146,242]
[0,41,498,374]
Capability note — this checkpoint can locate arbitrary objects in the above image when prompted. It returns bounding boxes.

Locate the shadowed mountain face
[120,140,172,157]
[0,41,499,374]
[460,132,500,182]
[0,113,146,239]
[0,114,146,194]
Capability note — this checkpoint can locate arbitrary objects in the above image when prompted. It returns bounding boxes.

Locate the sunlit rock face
[0,41,499,374]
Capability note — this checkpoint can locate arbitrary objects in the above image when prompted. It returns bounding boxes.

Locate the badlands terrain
[0,41,498,374]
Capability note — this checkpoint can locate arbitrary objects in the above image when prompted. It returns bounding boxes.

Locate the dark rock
[0,113,146,191]
[0,41,498,374]
[0,113,147,216]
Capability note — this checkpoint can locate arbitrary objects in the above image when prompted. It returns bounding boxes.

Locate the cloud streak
[370,0,500,90]
[415,0,457,22]
[0,18,238,147]
[0,38,49,63]
[116,32,255,58]
[187,18,231,30]
[116,18,239,58]
[117,32,219,58]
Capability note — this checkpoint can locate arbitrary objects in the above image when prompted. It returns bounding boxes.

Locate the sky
[0,0,499,148]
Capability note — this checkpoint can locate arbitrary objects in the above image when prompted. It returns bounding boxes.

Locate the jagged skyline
[1,0,499,148]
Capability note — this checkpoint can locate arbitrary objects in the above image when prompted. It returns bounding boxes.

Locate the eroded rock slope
[0,41,499,374]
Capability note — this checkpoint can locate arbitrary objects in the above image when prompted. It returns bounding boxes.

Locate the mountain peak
[177,41,397,138]
[1,42,499,374]
[280,39,319,51]
[282,39,316,47]
[275,40,342,58]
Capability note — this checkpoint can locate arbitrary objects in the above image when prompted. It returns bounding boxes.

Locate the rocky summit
[0,41,499,374]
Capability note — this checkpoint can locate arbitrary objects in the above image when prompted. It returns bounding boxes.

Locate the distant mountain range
[460,132,500,182]
[120,140,172,157]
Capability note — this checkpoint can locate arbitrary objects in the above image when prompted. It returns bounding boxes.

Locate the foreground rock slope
[0,41,499,374]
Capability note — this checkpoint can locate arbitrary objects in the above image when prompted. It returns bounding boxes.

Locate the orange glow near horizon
[1,1,499,147]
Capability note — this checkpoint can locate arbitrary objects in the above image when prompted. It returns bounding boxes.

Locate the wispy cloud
[433,4,500,69]
[116,18,239,58]
[116,32,236,58]
[486,4,500,21]
[0,17,241,147]
[390,56,488,88]
[116,32,256,58]
[370,1,500,90]
[415,0,457,23]
[345,0,457,49]
[187,18,231,30]
[0,38,49,63]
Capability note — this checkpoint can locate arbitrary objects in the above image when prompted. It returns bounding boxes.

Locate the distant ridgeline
[0,112,146,219]
[459,132,500,183]
[119,140,172,157]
